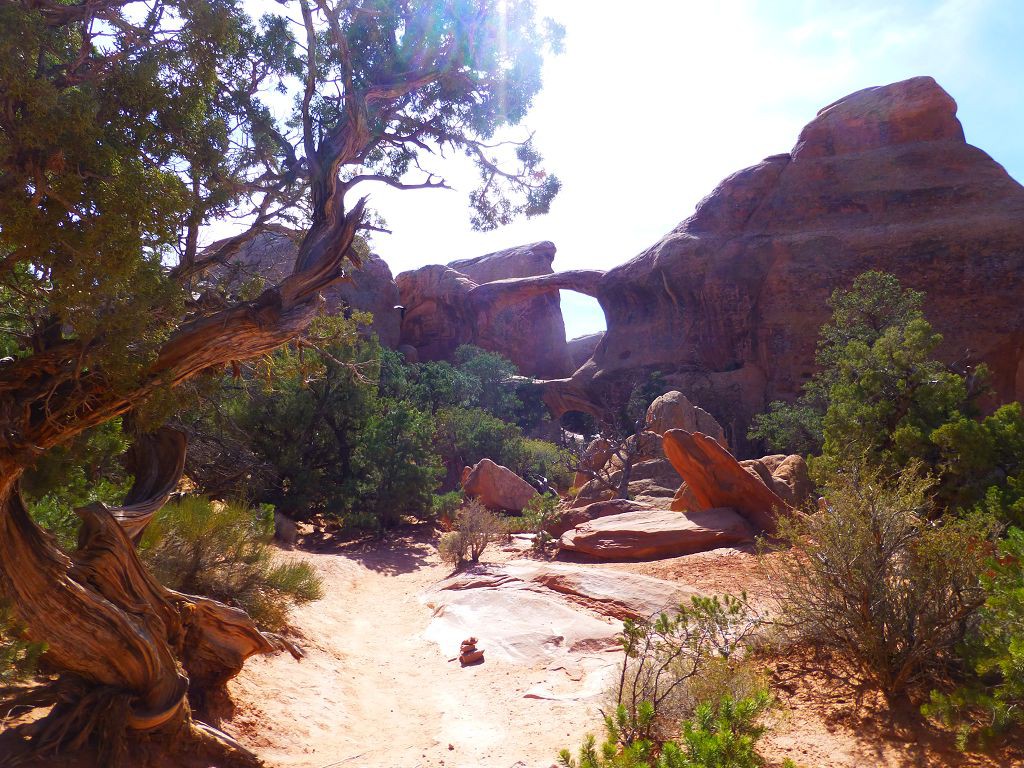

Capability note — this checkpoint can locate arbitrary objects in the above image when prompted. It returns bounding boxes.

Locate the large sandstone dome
[547,76,1024,453]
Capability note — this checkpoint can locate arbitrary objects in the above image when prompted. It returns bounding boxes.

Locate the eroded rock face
[567,332,604,371]
[211,227,402,347]
[662,430,790,533]
[559,507,753,560]
[397,242,577,378]
[547,77,1024,454]
[549,498,647,537]
[672,452,813,514]
[461,458,538,512]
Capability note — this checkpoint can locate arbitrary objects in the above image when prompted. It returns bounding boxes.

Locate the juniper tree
[0,0,560,762]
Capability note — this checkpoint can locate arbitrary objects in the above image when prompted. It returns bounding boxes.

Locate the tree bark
[0,199,364,765]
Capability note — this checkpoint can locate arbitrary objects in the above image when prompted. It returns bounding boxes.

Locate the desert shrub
[509,492,563,553]
[558,690,786,768]
[923,525,1024,747]
[763,461,996,696]
[430,491,464,523]
[612,595,762,745]
[438,531,468,567]
[353,398,444,530]
[515,438,575,490]
[139,497,322,630]
[0,599,45,684]
[433,405,523,479]
[437,500,503,567]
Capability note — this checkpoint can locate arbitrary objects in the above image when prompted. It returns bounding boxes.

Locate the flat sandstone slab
[559,507,753,560]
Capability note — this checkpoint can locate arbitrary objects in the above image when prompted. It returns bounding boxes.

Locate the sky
[227,0,1024,340]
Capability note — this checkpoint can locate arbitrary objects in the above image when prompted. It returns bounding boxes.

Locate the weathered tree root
[0,429,296,766]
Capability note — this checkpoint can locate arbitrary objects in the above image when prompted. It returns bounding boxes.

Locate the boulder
[572,436,613,490]
[674,452,813,514]
[764,454,813,509]
[462,458,538,512]
[273,511,297,546]
[662,430,790,533]
[541,77,1024,454]
[559,507,753,560]
[548,498,647,537]
[646,391,728,449]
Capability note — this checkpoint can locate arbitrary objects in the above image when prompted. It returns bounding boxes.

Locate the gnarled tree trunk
[0,200,366,765]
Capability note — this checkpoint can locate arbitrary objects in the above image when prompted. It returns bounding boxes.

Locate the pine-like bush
[140,497,322,630]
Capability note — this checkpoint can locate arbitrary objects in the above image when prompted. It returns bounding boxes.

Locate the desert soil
[224,528,601,768]
[225,528,1024,768]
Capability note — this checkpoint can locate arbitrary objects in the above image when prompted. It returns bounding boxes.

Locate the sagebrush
[140,497,322,630]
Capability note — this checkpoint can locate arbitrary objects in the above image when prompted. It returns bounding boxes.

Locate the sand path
[225,532,599,768]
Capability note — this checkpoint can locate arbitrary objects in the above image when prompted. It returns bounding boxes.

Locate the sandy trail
[225,532,599,768]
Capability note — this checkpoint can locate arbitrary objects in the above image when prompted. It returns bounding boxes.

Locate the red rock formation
[397,242,600,378]
[461,458,538,512]
[546,77,1024,453]
[567,332,604,370]
[662,430,790,533]
[645,391,728,449]
[210,226,403,347]
[547,498,646,537]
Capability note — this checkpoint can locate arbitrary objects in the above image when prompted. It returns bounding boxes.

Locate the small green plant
[436,500,503,567]
[0,599,45,684]
[509,493,563,553]
[140,497,322,630]
[558,691,781,768]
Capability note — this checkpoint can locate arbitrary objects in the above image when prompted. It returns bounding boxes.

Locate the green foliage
[931,402,1024,525]
[140,497,322,630]
[0,599,46,684]
[188,314,442,528]
[813,315,968,479]
[510,492,563,553]
[189,322,562,528]
[430,491,464,521]
[432,405,523,479]
[557,691,777,768]
[354,398,444,530]
[436,500,503,567]
[749,271,929,456]
[22,419,133,550]
[763,461,996,695]
[614,595,762,744]
[923,525,1024,747]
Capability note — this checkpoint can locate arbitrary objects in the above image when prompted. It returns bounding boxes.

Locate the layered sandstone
[662,430,790,533]
[544,77,1024,454]
[397,242,593,378]
[559,507,753,560]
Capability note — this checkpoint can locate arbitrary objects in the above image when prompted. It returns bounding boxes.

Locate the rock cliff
[545,77,1024,454]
